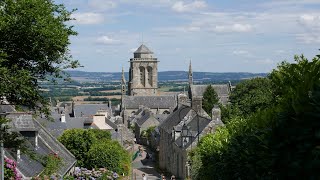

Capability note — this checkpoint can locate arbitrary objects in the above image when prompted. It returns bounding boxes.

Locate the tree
[58,129,113,167]
[87,140,131,175]
[191,54,320,179]
[229,77,274,118]
[58,129,97,167]
[202,85,219,116]
[0,0,79,115]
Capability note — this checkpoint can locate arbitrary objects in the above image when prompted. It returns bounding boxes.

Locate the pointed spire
[188,60,193,86]
[121,67,126,84]
[121,67,126,96]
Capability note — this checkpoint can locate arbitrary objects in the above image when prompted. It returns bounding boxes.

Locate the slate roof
[159,105,191,134]
[155,114,169,124]
[175,114,223,148]
[190,84,230,105]
[74,104,110,118]
[5,113,76,178]
[37,109,86,137]
[7,113,38,131]
[134,44,153,54]
[0,104,15,113]
[136,110,153,127]
[34,120,76,176]
[122,95,177,109]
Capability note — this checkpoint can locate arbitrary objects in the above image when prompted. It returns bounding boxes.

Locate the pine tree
[202,85,219,116]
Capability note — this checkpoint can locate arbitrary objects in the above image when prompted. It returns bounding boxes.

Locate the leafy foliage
[58,129,99,167]
[229,77,274,118]
[42,153,62,177]
[202,85,219,116]
[87,140,131,175]
[0,0,79,115]
[191,54,320,179]
[58,129,131,175]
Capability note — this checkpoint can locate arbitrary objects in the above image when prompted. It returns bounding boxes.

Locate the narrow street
[131,144,161,180]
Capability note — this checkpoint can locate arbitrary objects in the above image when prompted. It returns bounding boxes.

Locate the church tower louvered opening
[128,44,158,96]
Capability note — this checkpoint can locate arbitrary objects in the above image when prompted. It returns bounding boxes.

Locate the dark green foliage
[58,129,130,175]
[202,85,219,116]
[87,140,131,175]
[229,77,274,118]
[88,129,112,140]
[58,129,97,167]
[0,0,79,116]
[191,54,320,179]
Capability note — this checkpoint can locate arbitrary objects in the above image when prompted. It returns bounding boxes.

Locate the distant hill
[66,70,268,83]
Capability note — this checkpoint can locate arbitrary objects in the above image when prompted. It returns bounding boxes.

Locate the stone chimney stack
[211,105,221,121]
[192,96,202,114]
[177,93,188,108]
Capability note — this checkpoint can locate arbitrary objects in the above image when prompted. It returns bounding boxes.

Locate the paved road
[131,144,161,180]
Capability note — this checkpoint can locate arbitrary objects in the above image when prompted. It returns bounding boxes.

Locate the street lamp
[181,123,190,148]
[178,106,200,144]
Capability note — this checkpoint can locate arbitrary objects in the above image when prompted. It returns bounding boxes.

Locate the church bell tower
[128,44,158,96]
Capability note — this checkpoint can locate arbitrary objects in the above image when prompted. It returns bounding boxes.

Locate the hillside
[67,70,267,83]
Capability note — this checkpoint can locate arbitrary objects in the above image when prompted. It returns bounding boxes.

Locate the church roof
[122,95,177,109]
[134,44,153,54]
[190,84,230,105]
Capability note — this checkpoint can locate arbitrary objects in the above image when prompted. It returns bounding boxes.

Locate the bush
[87,140,131,175]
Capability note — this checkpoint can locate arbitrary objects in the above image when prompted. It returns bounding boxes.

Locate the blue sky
[58,0,320,73]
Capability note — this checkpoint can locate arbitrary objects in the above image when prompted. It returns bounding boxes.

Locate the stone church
[120,44,177,126]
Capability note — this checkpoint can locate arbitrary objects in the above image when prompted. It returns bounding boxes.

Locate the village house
[158,96,223,179]
[0,104,76,179]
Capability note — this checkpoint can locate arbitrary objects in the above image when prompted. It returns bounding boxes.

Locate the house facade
[158,97,223,179]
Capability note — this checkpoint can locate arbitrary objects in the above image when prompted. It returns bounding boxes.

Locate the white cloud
[275,50,286,54]
[172,1,207,13]
[296,33,320,44]
[71,12,105,25]
[88,0,117,11]
[233,50,250,55]
[96,36,121,45]
[211,23,252,33]
[255,58,274,64]
[232,24,252,32]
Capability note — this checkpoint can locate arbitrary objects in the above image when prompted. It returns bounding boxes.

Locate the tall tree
[228,77,274,118]
[0,0,79,115]
[191,54,320,179]
[202,85,219,116]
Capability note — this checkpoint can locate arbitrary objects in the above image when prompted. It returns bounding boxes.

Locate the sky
[57,0,320,73]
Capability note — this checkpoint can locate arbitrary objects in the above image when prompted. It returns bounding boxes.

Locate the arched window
[139,66,145,86]
[147,66,153,86]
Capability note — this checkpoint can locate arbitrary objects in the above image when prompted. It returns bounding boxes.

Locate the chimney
[211,105,221,121]
[60,114,66,123]
[35,133,38,147]
[17,149,21,160]
[192,96,203,114]
[177,93,188,108]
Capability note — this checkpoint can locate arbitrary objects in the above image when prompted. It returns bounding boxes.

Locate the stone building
[188,61,232,105]
[158,97,223,179]
[134,107,168,145]
[120,44,177,126]
[0,105,76,179]
[128,44,158,96]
